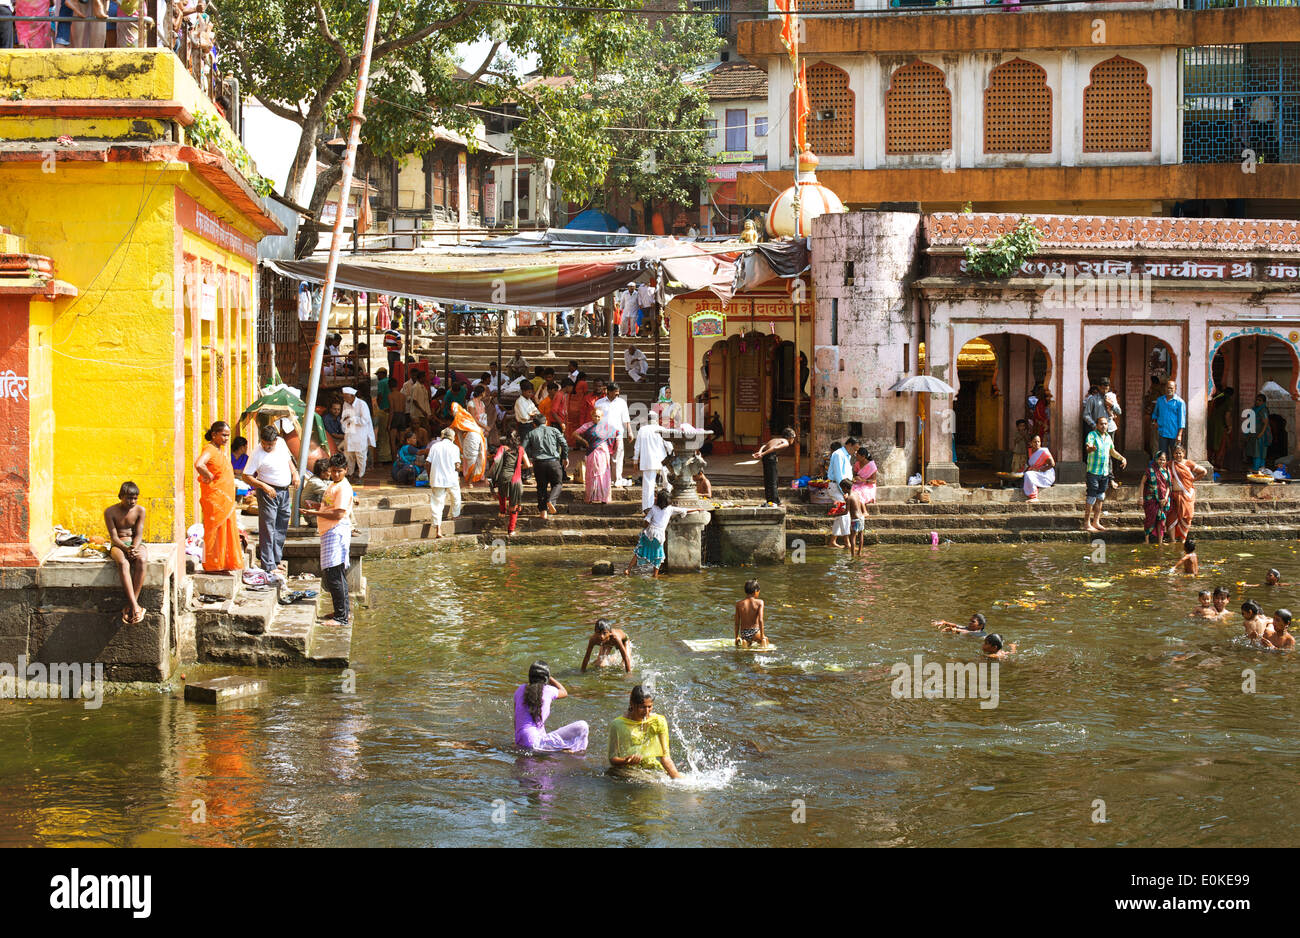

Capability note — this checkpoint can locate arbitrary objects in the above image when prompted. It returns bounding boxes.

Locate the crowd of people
[0,0,203,50]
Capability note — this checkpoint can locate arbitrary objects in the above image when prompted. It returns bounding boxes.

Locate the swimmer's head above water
[594,618,612,635]
[1267,569,1282,586]
[1197,589,1212,605]
[982,633,1004,655]
[970,613,987,631]
[628,684,654,719]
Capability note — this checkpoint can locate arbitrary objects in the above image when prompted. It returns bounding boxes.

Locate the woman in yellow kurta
[608,685,681,778]
[194,421,245,572]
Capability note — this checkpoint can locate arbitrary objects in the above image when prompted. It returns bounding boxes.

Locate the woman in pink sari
[1022,434,1056,501]
[15,0,53,48]
[850,447,878,505]
[580,408,614,503]
[1167,442,1207,543]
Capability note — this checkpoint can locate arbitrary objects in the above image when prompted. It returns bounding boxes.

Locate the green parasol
[237,387,329,445]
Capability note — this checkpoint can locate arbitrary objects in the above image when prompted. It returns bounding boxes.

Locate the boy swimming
[1263,609,1295,650]
[934,613,987,634]
[581,618,634,673]
[1208,586,1232,621]
[982,633,1017,659]
[1190,590,1214,618]
[1169,539,1198,575]
[1241,600,1272,643]
[734,578,768,648]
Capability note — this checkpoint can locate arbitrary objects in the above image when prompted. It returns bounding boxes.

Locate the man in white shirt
[624,345,649,383]
[621,283,639,337]
[426,428,463,538]
[240,424,299,573]
[602,383,633,486]
[633,412,674,510]
[341,386,376,484]
[514,383,541,426]
[635,282,656,336]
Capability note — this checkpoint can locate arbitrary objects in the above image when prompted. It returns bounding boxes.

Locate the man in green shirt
[1084,417,1127,533]
[524,416,569,520]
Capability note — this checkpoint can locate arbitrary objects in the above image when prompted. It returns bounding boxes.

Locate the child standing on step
[624,489,702,578]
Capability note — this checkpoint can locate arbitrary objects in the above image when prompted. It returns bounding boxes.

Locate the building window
[802,0,852,8]
[705,119,718,139]
[755,116,768,137]
[1182,43,1299,164]
[1083,56,1152,153]
[517,168,529,220]
[791,61,855,156]
[983,58,1052,154]
[725,109,747,151]
[885,60,952,154]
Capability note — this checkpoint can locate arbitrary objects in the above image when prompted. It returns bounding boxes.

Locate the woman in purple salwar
[513,661,589,753]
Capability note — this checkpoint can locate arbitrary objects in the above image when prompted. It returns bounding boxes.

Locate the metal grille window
[1182,44,1300,164]
[790,62,855,156]
[1083,56,1152,152]
[802,0,852,9]
[694,0,730,38]
[983,59,1052,154]
[886,60,952,154]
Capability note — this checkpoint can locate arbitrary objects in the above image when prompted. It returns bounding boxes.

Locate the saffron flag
[777,0,798,59]
[796,60,810,153]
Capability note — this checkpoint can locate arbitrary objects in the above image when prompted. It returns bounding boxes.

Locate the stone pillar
[925,305,959,483]
[1185,317,1210,465]
[1056,316,1086,482]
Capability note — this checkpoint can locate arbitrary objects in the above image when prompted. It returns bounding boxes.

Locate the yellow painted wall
[26,298,56,557]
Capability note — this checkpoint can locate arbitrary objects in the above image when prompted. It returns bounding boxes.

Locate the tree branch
[312,0,349,66]
[364,8,474,63]
[465,41,503,84]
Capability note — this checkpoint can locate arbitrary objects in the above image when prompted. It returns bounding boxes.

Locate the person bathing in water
[513,661,589,753]
[734,578,768,648]
[1169,539,1198,575]
[1245,569,1284,588]
[982,633,1017,659]
[624,489,703,578]
[1241,600,1272,643]
[1263,609,1295,650]
[1209,586,1232,621]
[581,618,633,673]
[608,685,681,779]
[1191,590,1214,618]
[933,612,987,634]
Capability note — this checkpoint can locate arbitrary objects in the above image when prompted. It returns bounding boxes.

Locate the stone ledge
[35,543,175,590]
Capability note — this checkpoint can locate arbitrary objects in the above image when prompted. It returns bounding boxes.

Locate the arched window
[790,62,855,156]
[983,59,1052,154]
[1083,56,1152,153]
[886,60,951,154]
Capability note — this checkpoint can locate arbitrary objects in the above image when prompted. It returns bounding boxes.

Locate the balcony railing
[0,3,229,124]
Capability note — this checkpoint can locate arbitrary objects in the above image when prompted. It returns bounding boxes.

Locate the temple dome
[765,150,845,238]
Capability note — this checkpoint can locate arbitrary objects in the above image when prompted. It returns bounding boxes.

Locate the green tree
[217,0,634,254]
[512,1,722,221]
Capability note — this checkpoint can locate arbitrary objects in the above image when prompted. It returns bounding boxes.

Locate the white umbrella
[890,375,957,484]
[890,375,956,395]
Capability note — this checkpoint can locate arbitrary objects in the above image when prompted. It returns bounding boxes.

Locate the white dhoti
[430,483,463,529]
[642,469,661,510]
[345,449,368,478]
[613,436,626,486]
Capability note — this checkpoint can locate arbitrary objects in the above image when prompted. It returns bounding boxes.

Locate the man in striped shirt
[1084,416,1127,533]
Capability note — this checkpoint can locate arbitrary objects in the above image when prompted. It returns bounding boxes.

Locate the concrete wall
[809,211,922,484]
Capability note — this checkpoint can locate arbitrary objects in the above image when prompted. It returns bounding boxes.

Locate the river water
[1,541,1297,847]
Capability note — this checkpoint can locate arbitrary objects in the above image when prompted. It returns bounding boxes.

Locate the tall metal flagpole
[292,0,383,525]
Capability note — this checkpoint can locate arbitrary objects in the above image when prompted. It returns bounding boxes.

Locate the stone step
[307,618,352,668]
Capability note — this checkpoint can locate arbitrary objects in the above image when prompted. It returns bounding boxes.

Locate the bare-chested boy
[846,482,870,557]
[734,578,768,648]
[581,618,633,673]
[934,612,987,634]
[1169,539,1198,575]
[982,633,1017,659]
[1263,609,1295,650]
[1207,586,1233,621]
[1190,589,1214,618]
[104,481,147,624]
[1241,600,1272,643]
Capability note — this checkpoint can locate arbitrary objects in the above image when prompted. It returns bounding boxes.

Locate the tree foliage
[217,0,637,253]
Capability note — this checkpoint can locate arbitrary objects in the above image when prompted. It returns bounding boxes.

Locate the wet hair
[1184,539,1196,554]
[1242,600,1262,616]
[595,618,612,634]
[232,435,248,453]
[839,478,852,493]
[328,453,348,469]
[524,661,551,722]
[1197,590,1212,602]
[654,489,671,510]
[1213,586,1230,600]
[258,424,279,444]
[744,578,760,596]
[1276,609,1293,628]
[985,633,1004,651]
[203,420,230,442]
[118,481,139,500]
[1267,568,1281,581]
[629,685,652,708]
[782,427,796,439]
[972,613,987,629]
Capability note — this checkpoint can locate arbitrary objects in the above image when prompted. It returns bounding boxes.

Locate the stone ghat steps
[195,577,351,668]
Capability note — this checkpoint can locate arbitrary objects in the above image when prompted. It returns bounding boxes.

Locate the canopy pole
[496,301,503,400]
[793,274,802,478]
[292,0,382,526]
[608,289,615,384]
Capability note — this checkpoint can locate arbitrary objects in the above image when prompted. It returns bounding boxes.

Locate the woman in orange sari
[567,379,593,447]
[449,400,487,485]
[194,421,244,572]
[1167,442,1208,543]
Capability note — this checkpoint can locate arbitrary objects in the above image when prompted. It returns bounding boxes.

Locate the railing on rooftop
[1182,43,1300,164]
[695,0,733,37]
[0,3,232,129]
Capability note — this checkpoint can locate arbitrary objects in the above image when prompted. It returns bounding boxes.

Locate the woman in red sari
[567,379,593,447]
[193,421,244,572]
[549,379,572,440]
[1167,442,1208,543]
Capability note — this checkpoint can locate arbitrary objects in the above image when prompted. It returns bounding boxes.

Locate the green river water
[1,541,1297,847]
